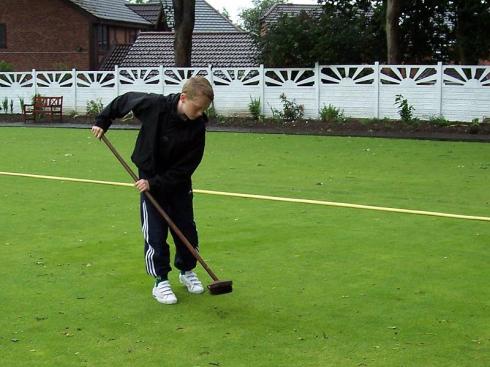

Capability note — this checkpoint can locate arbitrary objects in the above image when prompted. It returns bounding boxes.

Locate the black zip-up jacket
[95,92,207,195]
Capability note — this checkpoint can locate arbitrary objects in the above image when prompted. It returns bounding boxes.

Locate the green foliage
[205,104,217,119]
[262,0,489,65]
[9,99,13,114]
[219,8,231,21]
[205,103,225,123]
[259,13,319,67]
[0,60,14,72]
[248,96,263,120]
[18,97,25,113]
[319,104,346,123]
[86,98,104,117]
[395,94,416,123]
[260,1,385,66]
[270,93,304,122]
[51,62,71,71]
[239,0,286,35]
[429,115,450,126]
[2,97,8,114]
[449,0,490,64]
[68,110,80,118]
[31,93,42,104]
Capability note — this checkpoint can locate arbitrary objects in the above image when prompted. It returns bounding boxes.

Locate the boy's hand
[91,126,104,139]
[135,179,150,192]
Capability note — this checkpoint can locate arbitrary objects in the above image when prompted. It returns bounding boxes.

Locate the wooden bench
[23,96,63,122]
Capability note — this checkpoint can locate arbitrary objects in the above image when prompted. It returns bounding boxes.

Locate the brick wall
[0,0,90,71]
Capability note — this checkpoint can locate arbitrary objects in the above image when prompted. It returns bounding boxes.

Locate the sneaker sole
[152,291,178,305]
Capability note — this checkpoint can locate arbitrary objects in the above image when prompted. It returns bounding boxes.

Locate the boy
[91,76,214,305]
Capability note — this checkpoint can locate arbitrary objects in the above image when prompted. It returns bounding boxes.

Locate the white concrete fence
[0,62,488,122]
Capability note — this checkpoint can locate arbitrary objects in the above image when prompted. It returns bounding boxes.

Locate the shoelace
[157,282,174,296]
[185,272,202,286]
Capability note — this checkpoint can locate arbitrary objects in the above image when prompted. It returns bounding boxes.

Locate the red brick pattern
[0,0,91,71]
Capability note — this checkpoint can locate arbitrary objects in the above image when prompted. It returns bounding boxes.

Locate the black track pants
[140,188,198,278]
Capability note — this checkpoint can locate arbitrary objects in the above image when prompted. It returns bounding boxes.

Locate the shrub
[320,104,346,123]
[205,103,225,123]
[2,97,8,113]
[429,115,450,126]
[272,93,304,122]
[206,104,217,119]
[18,97,25,113]
[248,96,263,120]
[394,94,415,123]
[0,60,14,72]
[31,93,42,104]
[86,98,104,117]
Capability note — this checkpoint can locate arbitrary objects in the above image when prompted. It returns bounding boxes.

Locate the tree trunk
[173,0,195,67]
[386,0,401,64]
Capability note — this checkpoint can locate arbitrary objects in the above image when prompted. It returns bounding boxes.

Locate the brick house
[0,0,154,71]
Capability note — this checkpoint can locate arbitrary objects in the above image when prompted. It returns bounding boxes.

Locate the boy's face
[179,93,211,121]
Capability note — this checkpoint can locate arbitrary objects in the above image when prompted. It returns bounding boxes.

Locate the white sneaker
[179,271,205,294]
[152,280,177,304]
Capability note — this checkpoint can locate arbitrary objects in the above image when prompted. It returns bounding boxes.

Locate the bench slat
[23,96,63,122]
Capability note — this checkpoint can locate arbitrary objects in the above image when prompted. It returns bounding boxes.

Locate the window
[97,24,108,50]
[0,24,6,48]
[128,29,137,43]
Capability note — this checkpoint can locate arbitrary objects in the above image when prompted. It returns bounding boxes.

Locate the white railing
[0,63,488,122]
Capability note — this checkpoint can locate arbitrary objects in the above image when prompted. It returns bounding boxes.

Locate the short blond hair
[182,76,214,102]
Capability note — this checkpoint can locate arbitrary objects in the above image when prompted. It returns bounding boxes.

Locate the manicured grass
[0,127,489,366]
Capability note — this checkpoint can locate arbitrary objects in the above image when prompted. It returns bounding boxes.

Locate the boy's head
[179,76,214,120]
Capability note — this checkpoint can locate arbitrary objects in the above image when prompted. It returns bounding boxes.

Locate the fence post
[114,65,120,98]
[374,62,380,119]
[207,64,214,85]
[315,62,321,119]
[72,68,77,113]
[207,64,215,112]
[437,61,443,117]
[260,64,265,116]
[160,65,165,95]
[32,69,37,97]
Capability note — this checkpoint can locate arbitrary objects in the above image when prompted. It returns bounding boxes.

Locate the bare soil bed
[3,114,489,141]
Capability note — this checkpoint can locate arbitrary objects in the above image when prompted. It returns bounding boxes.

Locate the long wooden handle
[101,135,219,281]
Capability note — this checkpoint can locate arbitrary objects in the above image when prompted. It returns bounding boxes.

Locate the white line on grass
[1,171,489,222]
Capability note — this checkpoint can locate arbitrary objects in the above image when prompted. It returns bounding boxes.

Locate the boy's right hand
[91,126,104,139]
[135,179,150,192]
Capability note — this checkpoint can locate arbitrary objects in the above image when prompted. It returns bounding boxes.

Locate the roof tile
[121,31,258,67]
[68,0,151,25]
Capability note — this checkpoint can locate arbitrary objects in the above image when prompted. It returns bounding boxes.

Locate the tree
[317,0,386,63]
[391,0,489,64]
[220,8,231,22]
[173,0,195,66]
[450,0,490,64]
[259,0,488,65]
[239,0,286,36]
[258,12,320,67]
[386,0,401,64]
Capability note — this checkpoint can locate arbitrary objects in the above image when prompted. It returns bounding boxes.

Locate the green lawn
[0,127,489,366]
